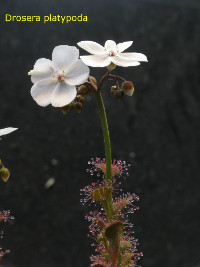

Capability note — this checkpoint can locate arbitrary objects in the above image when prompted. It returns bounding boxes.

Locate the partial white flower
[0,127,18,137]
[77,40,148,68]
[28,45,90,107]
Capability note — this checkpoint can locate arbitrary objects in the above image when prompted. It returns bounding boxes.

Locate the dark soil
[0,0,200,266]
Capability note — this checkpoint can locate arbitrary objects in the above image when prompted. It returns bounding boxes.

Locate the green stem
[95,90,112,182]
[95,81,121,265]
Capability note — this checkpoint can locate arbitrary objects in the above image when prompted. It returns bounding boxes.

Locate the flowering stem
[94,74,127,266]
[95,90,112,182]
[98,71,110,91]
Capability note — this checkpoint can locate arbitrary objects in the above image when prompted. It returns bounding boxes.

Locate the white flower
[0,128,18,137]
[28,45,90,107]
[77,40,148,67]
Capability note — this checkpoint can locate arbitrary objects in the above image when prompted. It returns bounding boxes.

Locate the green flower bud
[113,90,124,100]
[110,85,117,96]
[0,168,10,182]
[79,97,86,103]
[90,76,97,85]
[76,95,82,101]
[77,85,89,96]
[60,103,72,114]
[73,102,83,113]
[76,95,85,103]
[121,81,134,96]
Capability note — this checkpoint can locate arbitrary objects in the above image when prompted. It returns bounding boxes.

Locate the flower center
[53,70,65,82]
[105,44,119,57]
[108,50,115,57]
[57,74,64,82]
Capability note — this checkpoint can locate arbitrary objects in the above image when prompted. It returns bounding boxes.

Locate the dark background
[0,0,200,266]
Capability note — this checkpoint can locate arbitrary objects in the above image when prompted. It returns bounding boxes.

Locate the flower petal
[104,40,117,51]
[64,59,89,85]
[117,41,133,53]
[51,82,77,107]
[111,56,140,67]
[31,79,56,107]
[80,55,111,67]
[118,52,148,62]
[28,58,55,84]
[52,45,79,69]
[77,41,106,55]
[0,127,18,137]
